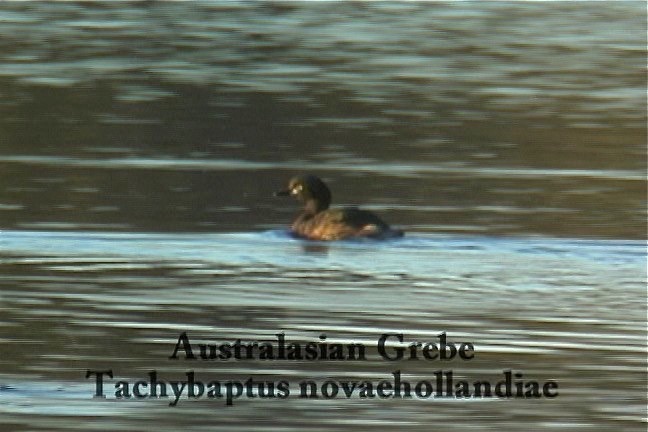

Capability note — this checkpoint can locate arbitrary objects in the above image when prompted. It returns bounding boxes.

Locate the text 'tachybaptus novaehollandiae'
[276,175,403,241]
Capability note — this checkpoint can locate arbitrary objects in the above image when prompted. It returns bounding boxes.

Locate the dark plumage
[275,175,404,241]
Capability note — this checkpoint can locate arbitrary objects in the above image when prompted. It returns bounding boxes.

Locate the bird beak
[274,189,291,197]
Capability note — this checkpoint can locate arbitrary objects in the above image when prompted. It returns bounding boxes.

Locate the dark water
[0,1,646,431]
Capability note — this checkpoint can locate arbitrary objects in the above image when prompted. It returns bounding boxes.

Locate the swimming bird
[275,174,404,241]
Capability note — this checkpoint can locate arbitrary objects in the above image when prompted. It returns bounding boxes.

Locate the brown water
[0,1,646,431]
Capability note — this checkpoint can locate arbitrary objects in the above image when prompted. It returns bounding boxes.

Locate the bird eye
[291,184,302,194]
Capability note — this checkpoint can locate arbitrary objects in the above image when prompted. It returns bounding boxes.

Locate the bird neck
[304,198,329,214]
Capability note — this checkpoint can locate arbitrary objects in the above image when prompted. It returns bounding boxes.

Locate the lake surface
[0,1,646,431]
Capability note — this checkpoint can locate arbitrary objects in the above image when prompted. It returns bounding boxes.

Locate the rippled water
[0,1,646,431]
[1,231,646,430]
